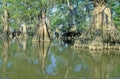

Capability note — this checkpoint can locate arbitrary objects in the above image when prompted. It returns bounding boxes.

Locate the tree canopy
[0,0,119,32]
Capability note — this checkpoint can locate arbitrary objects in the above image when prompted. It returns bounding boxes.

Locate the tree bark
[33,10,50,42]
[2,0,10,36]
[91,1,118,40]
[2,10,10,36]
[75,0,119,49]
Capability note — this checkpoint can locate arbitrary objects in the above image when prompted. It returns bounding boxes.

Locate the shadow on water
[0,39,120,79]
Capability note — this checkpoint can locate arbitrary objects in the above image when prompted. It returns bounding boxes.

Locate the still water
[0,38,120,79]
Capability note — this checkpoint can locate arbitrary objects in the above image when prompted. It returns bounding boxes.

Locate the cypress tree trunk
[90,1,117,33]
[2,10,10,36]
[33,10,50,42]
[2,0,10,37]
[19,23,27,37]
[75,0,119,49]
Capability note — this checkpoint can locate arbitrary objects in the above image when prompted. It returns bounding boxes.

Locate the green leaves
[0,0,120,31]
[111,1,120,32]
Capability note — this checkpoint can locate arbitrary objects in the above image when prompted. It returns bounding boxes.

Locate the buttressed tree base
[75,0,120,49]
[32,10,50,42]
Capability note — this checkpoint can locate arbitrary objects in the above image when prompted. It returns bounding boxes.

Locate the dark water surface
[0,38,120,79]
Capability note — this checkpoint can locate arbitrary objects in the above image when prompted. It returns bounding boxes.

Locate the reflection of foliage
[0,39,120,78]
[10,43,19,51]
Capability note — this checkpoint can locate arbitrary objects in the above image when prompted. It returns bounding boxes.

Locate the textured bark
[19,23,27,37]
[33,10,50,42]
[75,1,119,49]
[2,10,10,36]
[2,0,10,36]
[90,4,116,33]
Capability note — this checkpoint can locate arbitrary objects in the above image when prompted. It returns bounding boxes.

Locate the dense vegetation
[0,0,120,49]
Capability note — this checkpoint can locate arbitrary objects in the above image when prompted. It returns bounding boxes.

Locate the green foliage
[0,0,120,32]
[111,1,120,32]
[51,18,65,29]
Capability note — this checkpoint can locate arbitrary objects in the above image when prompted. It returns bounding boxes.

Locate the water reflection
[0,37,10,79]
[74,49,120,79]
[12,37,27,51]
[38,43,50,74]
[19,37,27,51]
[0,39,120,79]
[46,53,57,75]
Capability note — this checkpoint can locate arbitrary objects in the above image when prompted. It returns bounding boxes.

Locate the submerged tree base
[74,29,120,50]
[74,39,120,50]
[74,44,120,50]
[73,1,120,50]
[32,35,50,42]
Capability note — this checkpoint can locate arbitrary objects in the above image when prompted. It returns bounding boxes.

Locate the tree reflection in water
[75,49,120,79]
[0,37,11,79]
[19,37,27,51]
[0,39,120,79]
[38,43,50,74]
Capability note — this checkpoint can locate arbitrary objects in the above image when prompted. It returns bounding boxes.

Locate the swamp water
[0,38,120,79]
